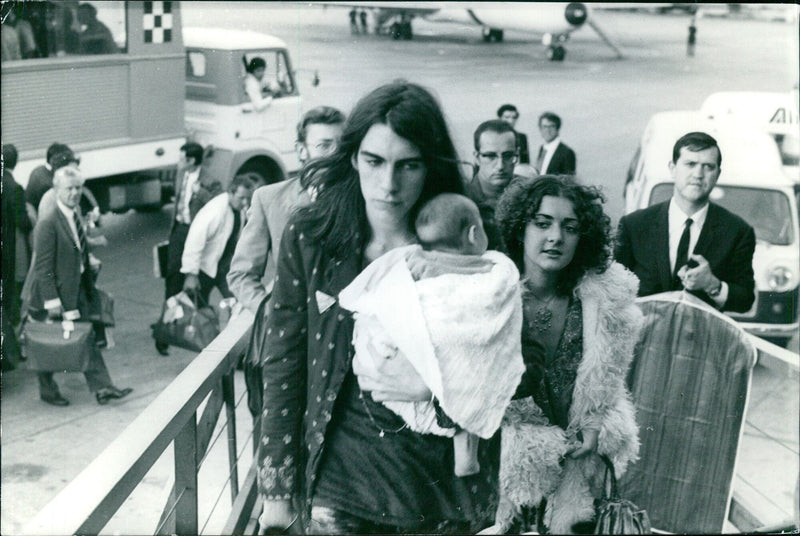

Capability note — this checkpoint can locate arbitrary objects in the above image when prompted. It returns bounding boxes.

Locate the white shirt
[539,136,561,174]
[181,193,245,279]
[56,199,83,254]
[177,167,200,224]
[668,198,728,306]
[245,74,272,112]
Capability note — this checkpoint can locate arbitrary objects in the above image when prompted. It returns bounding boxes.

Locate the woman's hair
[296,80,464,259]
[496,174,612,294]
[245,57,266,73]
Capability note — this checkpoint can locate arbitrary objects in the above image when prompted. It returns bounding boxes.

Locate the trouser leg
[197,271,215,308]
[38,372,61,398]
[83,346,114,392]
[165,224,190,299]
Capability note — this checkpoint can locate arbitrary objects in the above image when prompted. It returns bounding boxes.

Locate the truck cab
[625,110,800,346]
[183,27,301,187]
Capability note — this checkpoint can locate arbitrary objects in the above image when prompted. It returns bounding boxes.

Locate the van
[624,110,799,346]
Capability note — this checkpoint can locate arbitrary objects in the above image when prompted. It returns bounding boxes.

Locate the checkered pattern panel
[143,1,173,43]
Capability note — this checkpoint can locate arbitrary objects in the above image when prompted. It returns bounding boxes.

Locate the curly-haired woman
[494,175,643,534]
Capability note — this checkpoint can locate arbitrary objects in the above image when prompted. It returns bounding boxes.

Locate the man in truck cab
[155,142,221,356]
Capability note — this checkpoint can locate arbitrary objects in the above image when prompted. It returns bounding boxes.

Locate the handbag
[594,455,651,535]
[152,291,220,352]
[87,287,115,327]
[22,319,95,372]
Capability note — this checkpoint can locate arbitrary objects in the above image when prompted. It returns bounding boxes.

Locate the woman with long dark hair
[494,175,642,534]
[256,81,501,534]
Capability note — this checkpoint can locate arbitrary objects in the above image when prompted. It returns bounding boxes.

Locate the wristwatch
[708,280,723,297]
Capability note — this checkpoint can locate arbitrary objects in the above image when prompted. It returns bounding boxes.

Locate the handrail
[23,304,797,534]
[24,309,254,535]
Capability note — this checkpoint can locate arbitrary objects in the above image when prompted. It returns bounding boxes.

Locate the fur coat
[496,262,643,534]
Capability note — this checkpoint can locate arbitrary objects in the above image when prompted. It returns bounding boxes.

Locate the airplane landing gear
[482,28,504,42]
[392,20,413,40]
[546,45,566,61]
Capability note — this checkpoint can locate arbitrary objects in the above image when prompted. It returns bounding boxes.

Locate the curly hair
[495,175,612,294]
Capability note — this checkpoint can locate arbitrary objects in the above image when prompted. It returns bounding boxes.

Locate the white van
[624,110,799,346]
[700,90,799,180]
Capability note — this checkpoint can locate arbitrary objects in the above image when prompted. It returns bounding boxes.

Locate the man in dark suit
[22,166,132,406]
[536,111,576,175]
[156,142,221,355]
[497,103,530,164]
[615,131,756,312]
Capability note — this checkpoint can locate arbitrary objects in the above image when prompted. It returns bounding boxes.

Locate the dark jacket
[615,200,756,312]
[541,142,576,175]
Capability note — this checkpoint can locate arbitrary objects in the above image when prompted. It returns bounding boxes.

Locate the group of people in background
[1,2,117,62]
[1,78,756,533]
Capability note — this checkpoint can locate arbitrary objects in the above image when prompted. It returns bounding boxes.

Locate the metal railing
[23,308,798,534]
[24,310,258,535]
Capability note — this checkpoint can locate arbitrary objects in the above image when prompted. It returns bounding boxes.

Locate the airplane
[328,2,623,61]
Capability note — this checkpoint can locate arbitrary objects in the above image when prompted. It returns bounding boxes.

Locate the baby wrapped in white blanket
[339,194,525,476]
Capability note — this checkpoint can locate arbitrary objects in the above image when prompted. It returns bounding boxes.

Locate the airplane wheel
[491,29,504,42]
[554,46,566,61]
[482,28,492,42]
[401,21,413,40]
[391,22,402,39]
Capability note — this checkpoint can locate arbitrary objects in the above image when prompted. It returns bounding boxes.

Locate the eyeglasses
[478,151,518,164]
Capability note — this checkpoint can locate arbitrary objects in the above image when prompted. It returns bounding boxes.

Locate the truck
[1,1,302,213]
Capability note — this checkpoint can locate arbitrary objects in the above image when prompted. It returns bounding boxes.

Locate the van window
[650,183,795,246]
[242,49,295,101]
[187,51,206,77]
[1,1,125,62]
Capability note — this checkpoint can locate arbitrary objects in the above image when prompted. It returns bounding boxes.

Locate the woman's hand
[259,499,296,534]
[567,428,598,459]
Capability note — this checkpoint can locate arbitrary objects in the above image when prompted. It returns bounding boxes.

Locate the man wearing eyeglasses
[536,112,576,175]
[465,119,521,249]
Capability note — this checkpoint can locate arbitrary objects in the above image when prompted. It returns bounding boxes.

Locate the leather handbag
[22,319,95,372]
[87,288,115,327]
[152,292,220,352]
[594,455,651,534]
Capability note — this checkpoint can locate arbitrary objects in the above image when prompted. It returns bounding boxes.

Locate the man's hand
[183,273,200,293]
[259,499,296,534]
[567,428,598,459]
[680,254,719,294]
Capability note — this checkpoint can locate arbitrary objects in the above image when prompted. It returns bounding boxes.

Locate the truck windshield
[650,183,795,246]
[1,1,126,61]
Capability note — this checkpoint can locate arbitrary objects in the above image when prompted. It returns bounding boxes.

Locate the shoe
[155,340,169,356]
[41,393,70,406]
[96,386,133,405]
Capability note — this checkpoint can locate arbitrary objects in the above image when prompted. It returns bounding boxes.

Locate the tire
[392,22,402,40]
[482,28,492,42]
[546,46,556,60]
[553,46,566,61]
[491,29,504,42]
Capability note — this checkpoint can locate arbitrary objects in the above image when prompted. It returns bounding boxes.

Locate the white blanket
[339,245,525,439]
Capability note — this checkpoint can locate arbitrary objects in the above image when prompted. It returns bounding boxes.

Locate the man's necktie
[673,218,693,289]
[536,146,545,173]
[73,211,90,270]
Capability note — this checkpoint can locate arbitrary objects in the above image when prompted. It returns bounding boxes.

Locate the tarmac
[2,5,799,533]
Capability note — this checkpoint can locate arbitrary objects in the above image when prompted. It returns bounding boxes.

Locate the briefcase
[152,292,220,352]
[22,319,95,372]
[87,288,115,327]
[153,240,169,278]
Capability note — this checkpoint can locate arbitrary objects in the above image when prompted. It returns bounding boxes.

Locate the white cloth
[539,136,561,176]
[181,192,241,278]
[339,245,525,439]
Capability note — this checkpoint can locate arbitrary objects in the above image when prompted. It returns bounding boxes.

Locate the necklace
[359,390,408,438]
[523,281,558,334]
